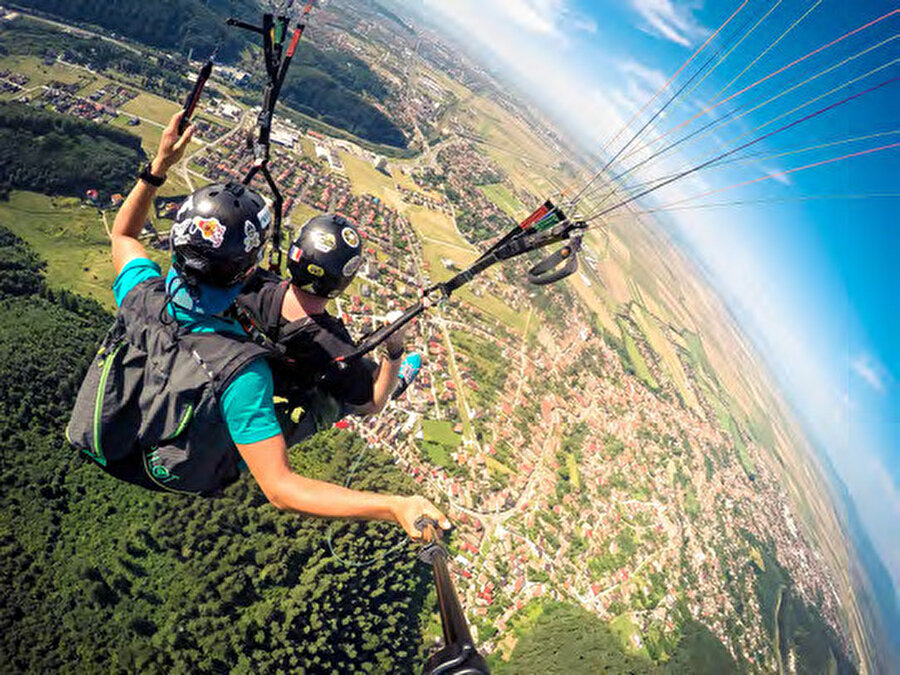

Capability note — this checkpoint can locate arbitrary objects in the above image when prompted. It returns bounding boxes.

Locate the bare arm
[358,354,402,415]
[111,112,194,275]
[355,319,407,416]
[236,433,449,539]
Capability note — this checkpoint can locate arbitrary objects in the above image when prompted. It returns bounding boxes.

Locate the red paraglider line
[653,142,900,207]
[659,9,900,143]
[589,0,750,167]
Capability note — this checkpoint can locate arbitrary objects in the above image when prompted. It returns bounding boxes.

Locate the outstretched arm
[359,353,402,415]
[236,433,450,539]
[355,322,407,416]
[111,111,194,275]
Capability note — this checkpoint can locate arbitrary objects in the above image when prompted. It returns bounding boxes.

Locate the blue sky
[414,0,899,629]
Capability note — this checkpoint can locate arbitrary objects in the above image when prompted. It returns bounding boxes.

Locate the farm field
[478,183,526,219]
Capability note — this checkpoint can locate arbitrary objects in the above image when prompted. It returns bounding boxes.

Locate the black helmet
[170,182,272,287]
[287,214,362,298]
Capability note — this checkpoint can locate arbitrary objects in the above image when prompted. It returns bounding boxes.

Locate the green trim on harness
[160,404,194,443]
[89,341,125,467]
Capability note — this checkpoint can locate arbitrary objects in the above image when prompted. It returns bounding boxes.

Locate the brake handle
[527,234,582,285]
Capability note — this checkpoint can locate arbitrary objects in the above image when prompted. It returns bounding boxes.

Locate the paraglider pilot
[66,111,449,540]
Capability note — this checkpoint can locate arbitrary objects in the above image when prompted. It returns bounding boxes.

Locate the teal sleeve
[220,359,282,445]
[113,258,162,307]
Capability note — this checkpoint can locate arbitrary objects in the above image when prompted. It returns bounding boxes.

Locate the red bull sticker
[341,226,359,248]
[193,216,226,248]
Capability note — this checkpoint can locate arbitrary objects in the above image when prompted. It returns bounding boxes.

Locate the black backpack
[66,277,271,495]
[233,270,377,442]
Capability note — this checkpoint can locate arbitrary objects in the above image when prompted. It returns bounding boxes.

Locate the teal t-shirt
[113,258,281,445]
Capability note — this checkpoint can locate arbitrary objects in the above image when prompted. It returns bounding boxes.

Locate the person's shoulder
[235,267,289,331]
[241,267,286,295]
[113,257,163,308]
[222,358,274,409]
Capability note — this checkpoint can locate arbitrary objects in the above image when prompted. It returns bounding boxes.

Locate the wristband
[138,164,167,187]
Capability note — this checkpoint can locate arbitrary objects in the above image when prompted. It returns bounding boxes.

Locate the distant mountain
[12,0,409,147]
[815,446,900,670]
[12,0,256,63]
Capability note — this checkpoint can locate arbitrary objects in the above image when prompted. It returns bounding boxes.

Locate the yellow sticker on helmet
[307,264,325,277]
[341,227,359,248]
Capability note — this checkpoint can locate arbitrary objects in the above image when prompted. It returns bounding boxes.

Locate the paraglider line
[580,76,899,221]
[664,9,900,142]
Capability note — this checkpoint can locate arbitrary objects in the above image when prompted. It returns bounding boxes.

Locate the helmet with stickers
[287,214,363,298]
[170,182,271,287]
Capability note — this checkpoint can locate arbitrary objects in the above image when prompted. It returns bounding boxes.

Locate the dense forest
[10,1,409,148]
[278,50,407,149]
[495,601,738,674]
[0,226,437,672]
[11,0,256,63]
[0,102,144,200]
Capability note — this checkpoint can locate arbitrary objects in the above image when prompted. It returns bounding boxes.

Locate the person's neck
[286,284,328,320]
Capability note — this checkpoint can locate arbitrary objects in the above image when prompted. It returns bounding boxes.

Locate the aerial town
[0,0,860,670]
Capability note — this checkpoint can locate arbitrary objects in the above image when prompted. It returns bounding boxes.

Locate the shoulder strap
[181,331,273,396]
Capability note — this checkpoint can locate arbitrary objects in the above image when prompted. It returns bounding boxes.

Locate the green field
[609,613,650,658]
[566,452,580,490]
[477,183,525,219]
[0,55,95,97]
[485,456,515,476]
[618,318,659,390]
[423,419,462,448]
[0,191,167,309]
[121,92,181,124]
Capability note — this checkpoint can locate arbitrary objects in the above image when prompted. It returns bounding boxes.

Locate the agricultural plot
[478,183,526,219]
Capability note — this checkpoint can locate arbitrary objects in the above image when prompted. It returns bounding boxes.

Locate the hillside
[0,227,435,673]
[9,2,408,147]
[0,101,144,199]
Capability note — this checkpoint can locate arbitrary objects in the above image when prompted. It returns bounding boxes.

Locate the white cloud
[619,59,668,91]
[493,0,598,40]
[758,163,793,186]
[630,0,708,47]
[851,354,888,394]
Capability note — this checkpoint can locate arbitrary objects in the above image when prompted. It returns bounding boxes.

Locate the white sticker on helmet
[176,195,194,220]
[243,220,261,253]
[171,218,192,247]
[341,226,360,248]
[313,231,336,253]
[342,255,361,278]
[257,204,273,232]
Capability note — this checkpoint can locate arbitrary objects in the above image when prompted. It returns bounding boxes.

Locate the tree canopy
[0,226,435,672]
[0,102,144,200]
